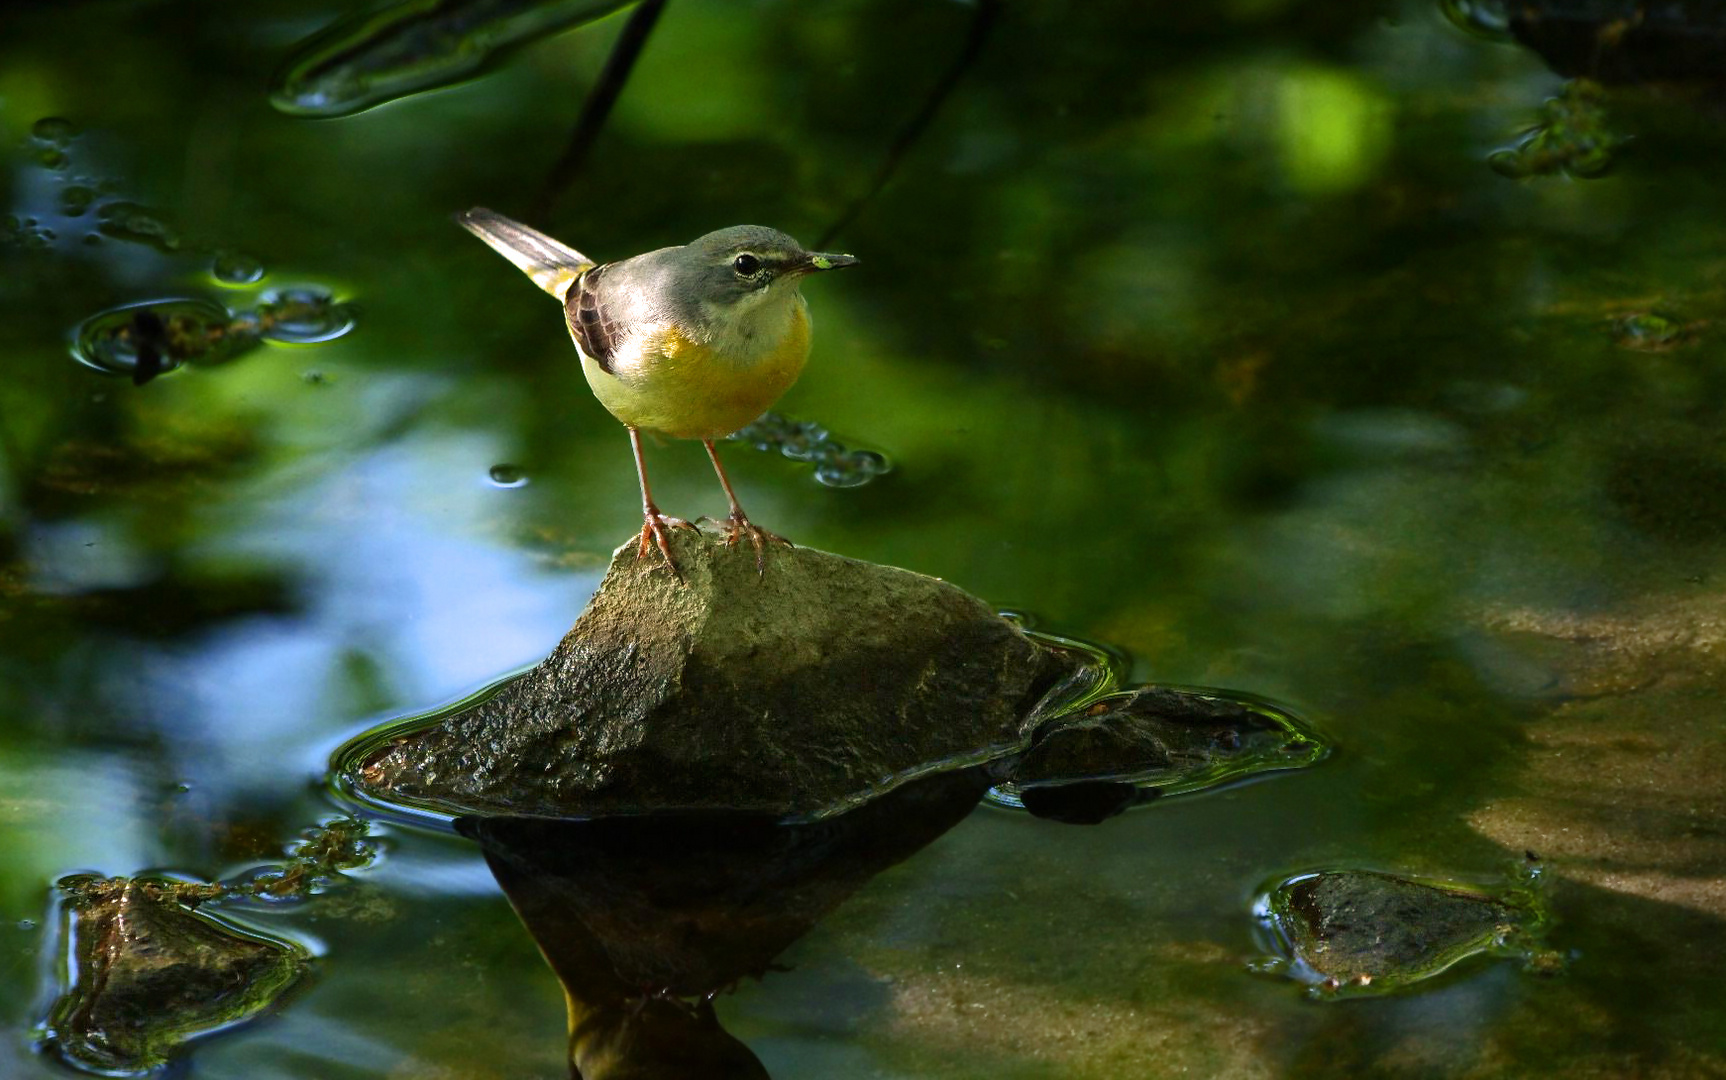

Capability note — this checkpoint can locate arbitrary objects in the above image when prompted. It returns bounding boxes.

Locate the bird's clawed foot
[719,510,793,575]
[636,508,700,577]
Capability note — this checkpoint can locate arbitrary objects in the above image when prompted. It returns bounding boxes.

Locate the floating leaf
[271,0,636,118]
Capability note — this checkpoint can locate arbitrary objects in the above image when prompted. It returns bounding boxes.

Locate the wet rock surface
[1255,868,1553,998]
[44,877,308,1073]
[357,530,1082,819]
[994,686,1327,823]
[1507,1,1726,85]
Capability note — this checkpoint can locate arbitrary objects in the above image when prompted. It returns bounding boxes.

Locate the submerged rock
[1010,687,1325,788]
[43,877,308,1073]
[991,685,1327,824]
[356,531,1082,819]
[1485,79,1623,180]
[1253,867,1557,998]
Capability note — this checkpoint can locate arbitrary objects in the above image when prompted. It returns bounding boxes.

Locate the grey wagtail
[455,208,858,576]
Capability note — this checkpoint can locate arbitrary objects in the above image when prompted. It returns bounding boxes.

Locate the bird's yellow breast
[579,298,811,440]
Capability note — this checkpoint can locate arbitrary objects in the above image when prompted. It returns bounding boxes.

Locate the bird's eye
[732,253,760,276]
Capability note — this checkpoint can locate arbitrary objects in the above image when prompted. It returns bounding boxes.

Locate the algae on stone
[1253,866,1556,998]
[1006,686,1325,790]
[43,877,309,1074]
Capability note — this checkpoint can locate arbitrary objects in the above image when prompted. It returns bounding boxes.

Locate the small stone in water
[42,877,307,1074]
[58,184,96,217]
[212,250,266,285]
[779,424,829,461]
[1486,147,1527,179]
[855,449,889,471]
[488,464,528,488]
[227,311,263,340]
[813,462,855,488]
[729,412,893,487]
[1613,311,1695,351]
[1439,0,1512,41]
[71,299,250,384]
[95,201,182,252]
[1253,867,1555,998]
[255,288,356,343]
[3,214,57,250]
[814,451,891,488]
[1489,80,1623,181]
[996,685,1328,816]
[31,117,78,145]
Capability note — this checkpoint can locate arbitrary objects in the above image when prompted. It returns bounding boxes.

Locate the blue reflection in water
[116,431,598,801]
[0,752,151,902]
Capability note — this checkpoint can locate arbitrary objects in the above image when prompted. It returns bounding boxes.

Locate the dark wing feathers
[566,264,621,374]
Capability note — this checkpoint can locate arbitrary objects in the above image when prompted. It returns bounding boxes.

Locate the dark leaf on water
[271,0,637,118]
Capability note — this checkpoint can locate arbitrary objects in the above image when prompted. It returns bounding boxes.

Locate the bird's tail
[454,207,594,302]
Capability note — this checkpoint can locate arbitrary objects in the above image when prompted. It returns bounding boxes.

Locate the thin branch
[533,0,669,225]
[817,0,1000,249]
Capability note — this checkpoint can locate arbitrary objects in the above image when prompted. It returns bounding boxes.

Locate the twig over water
[534,0,669,224]
[817,0,1000,249]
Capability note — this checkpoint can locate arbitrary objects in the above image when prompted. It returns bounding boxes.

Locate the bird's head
[676,226,858,325]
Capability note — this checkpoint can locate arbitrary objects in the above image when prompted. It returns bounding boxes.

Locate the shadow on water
[457,769,990,1079]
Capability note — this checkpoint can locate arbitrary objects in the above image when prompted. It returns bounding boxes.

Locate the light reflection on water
[196,433,599,705]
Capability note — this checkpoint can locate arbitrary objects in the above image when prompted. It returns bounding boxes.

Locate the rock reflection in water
[456,767,992,1079]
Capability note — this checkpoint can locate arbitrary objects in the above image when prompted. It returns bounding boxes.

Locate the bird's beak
[794,251,860,274]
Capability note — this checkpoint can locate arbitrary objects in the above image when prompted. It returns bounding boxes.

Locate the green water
[5,0,1726,1075]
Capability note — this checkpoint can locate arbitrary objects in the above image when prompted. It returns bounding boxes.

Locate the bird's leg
[629,427,697,575]
[703,439,791,574]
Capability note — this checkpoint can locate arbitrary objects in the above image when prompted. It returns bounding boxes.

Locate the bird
[455,208,858,577]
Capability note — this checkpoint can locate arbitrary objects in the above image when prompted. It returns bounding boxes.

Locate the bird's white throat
[699,282,807,363]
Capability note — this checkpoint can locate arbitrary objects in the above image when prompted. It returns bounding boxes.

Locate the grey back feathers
[566,226,810,373]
